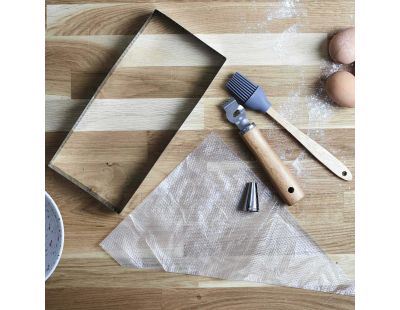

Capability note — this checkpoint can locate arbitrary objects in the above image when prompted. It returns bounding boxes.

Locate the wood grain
[46,287,354,310]
[46,96,88,131]
[46,2,354,35]
[50,130,182,209]
[46,130,354,306]
[74,98,199,131]
[46,1,355,309]
[161,288,354,310]
[121,126,354,270]
[46,288,162,310]
[46,33,328,67]
[46,96,354,132]
[70,65,323,98]
[50,11,226,211]
[97,66,222,99]
[267,107,352,180]
[241,126,305,205]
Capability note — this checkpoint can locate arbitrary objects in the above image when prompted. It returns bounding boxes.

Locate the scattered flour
[289,61,341,174]
[307,60,344,128]
[307,95,334,126]
[267,0,305,20]
[278,68,306,124]
[292,150,306,176]
[272,24,299,60]
[320,60,344,79]
[258,1,341,176]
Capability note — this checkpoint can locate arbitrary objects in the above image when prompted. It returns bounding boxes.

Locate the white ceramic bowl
[45,192,64,281]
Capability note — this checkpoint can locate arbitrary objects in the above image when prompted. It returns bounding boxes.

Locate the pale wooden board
[46,1,355,309]
[46,287,355,310]
[46,1,354,35]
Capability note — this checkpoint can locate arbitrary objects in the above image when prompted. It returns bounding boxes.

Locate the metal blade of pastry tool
[223,100,251,131]
[223,99,304,206]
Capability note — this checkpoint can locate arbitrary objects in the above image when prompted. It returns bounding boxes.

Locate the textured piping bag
[101,133,354,295]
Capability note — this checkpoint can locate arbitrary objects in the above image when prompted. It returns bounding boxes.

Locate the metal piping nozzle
[243,182,259,212]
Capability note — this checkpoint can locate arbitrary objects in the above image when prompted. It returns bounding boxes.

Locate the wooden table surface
[45,0,355,309]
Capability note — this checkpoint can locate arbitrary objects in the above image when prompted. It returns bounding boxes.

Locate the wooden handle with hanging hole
[241,125,305,206]
[266,107,352,181]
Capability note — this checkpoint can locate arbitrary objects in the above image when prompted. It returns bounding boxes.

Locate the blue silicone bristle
[226,72,257,102]
[226,72,272,113]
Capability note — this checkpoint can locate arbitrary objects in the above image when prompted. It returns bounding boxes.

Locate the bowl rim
[45,191,64,281]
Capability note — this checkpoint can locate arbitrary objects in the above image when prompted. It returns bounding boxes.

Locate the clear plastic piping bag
[101,133,354,295]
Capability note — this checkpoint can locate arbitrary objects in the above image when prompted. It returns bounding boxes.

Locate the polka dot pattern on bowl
[45,192,64,280]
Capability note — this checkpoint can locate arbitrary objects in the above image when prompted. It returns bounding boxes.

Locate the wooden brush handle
[266,107,352,181]
[241,125,305,206]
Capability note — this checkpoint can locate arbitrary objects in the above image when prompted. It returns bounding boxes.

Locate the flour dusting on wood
[270,26,341,174]
[267,0,306,20]
[262,1,348,176]
[290,61,342,174]
[272,24,299,60]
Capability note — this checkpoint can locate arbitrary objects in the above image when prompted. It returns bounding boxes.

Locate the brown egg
[329,27,355,64]
[326,71,355,108]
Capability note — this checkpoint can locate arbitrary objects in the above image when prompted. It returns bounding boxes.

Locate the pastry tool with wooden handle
[223,99,304,206]
[226,72,352,181]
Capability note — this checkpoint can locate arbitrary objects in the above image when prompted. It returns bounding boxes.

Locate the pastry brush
[226,72,352,181]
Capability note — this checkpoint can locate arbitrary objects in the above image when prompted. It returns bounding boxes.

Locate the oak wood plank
[46,288,162,310]
[46,96,354,132]
[46,287,354,310]
[46,96,88,131]
[45,1,355,308]
[46,2,354,35]
[161,287,354,310]
[46,36,130,72]
[47,33,327,67]
[49,11,225,210]
[50,130,179,211]
[97,66,222,99]
[69,65,324,99]
[47,127,354,252]
[73,98,198,131]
